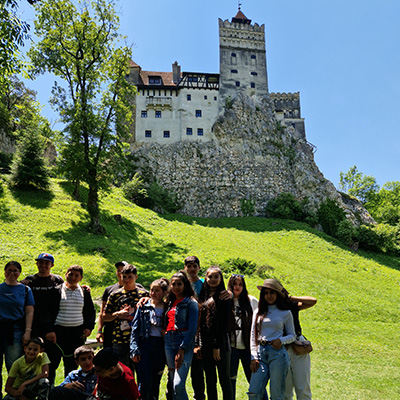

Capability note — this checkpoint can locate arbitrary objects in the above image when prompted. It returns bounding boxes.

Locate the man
[21,253,63,384]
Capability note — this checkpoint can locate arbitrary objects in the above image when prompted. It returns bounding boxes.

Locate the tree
[339,165,379,203]
[29,0,135,233]
[10,129,50,189]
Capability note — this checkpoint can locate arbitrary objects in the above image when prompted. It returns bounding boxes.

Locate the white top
[231,295,258,349]
[250,304,295,359]
[55,283,84,327]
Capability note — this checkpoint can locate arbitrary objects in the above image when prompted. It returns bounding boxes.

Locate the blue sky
[17,0,400,188]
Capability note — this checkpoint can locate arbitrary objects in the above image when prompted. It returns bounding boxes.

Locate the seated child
[49,346,97,400]
[93,348,140,400]
[4,337,50,400]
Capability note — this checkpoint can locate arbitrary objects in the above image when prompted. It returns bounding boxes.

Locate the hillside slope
[1,180,399,399]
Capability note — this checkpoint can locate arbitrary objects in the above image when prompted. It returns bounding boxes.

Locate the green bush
[221,257,257,276]
[265,193,317,225]
[241,197,255,217]
[373,223,400,255]
[122,173,148,205]
[355,225,382,252]
[336,219,355,247]
[137,181,180,214]
[317,198,346,237]
[0,151,13,174]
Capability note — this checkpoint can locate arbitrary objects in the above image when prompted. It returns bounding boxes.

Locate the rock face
[131,94,373,223]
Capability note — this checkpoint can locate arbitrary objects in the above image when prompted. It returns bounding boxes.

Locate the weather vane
[238,1,242,11]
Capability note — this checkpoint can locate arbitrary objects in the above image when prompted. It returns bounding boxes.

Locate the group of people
[0,253,317,400]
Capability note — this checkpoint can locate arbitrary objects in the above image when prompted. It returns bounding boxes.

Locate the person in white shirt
[248,279,295,400]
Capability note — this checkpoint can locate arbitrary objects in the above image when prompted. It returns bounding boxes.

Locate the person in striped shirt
[47,265,96,380]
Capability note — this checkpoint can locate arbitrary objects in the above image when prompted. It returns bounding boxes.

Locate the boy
[4,337,50,400]
[103,264,149,367]
[93,348,140,400]
[49,346,97,400]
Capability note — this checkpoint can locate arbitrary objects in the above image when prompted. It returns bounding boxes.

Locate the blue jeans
[164,331,194,400]
[248,345,289,400]
[135,336,166,400]
[0,326,23,398]
[231,347,252,398]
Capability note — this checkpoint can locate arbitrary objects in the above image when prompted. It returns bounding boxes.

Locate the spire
[232,2,251,24]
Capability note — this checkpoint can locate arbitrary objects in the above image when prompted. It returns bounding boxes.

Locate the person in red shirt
[93,347,140,400]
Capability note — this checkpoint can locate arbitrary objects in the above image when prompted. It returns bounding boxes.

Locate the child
[164,270,199,400]
[4,337,50,400]
[93,347,140,400]
[49,345,97,400]
[49,265,96,380]
[198,266,232,400]
[104,264,149,368]
[130,277,169,400]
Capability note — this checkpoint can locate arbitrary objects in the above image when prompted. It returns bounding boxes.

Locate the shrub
[122,173,148,205]
[0,152,13,174]
[10,131,50,190]
[336,219,355,247]
[355,225,382,253]
[317,198,346,237]
[221,257,257,276]
[137,181,180,214]
[241,197,255,217]
[373,223,400,255]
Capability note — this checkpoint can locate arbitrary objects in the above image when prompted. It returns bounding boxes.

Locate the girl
[130,277,169,400]
[164,271,198,400]
[248,279,295,400]
[227,274,258,399]
[198,266,233,400]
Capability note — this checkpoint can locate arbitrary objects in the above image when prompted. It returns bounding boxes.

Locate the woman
[227,274,258,399]
[0,261,35,398]
[248,279,295,400]
[131,277,169,400]
[282,287,317,400]
[164,270,198,400]
[198,266,232,400]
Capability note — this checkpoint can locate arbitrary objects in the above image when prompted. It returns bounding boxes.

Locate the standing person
[130,277,169,400]
[104,264,149,368]
[20,252,64,385]
[282,288,317,400]
[164,270,198,400]
[49,265,95,379]
[4,337,50,400]
[96,261,125,348]
[248,279,295,400]
[227,274,258,399]
[198,266,233,400]
[0,261,35,399]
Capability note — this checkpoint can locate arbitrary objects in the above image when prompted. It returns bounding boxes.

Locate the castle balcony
[146,96,172,110]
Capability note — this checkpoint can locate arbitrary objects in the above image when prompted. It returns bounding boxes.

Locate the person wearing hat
[20,253,64,384]
[248,279,296,400]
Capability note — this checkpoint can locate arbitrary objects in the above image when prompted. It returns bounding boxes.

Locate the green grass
[1,179,400,399]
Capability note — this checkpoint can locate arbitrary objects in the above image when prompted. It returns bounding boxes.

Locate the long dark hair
[254,286,287,345]
[198,266,225,303]
[227,274,253,349]
[166,270,194,305]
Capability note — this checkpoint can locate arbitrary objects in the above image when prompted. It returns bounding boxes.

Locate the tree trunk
[87,171,105,234]
[72,179,80,200]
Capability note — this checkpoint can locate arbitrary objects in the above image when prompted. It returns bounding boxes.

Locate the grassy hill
[1,179,399,399]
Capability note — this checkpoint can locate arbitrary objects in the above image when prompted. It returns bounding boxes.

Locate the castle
[127,9,306,143]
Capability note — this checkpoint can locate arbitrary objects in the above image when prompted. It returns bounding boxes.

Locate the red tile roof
[139,70,178,87]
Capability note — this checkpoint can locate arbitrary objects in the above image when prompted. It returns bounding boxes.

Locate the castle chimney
[172,61,181,84]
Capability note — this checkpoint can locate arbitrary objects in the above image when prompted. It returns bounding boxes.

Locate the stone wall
[131,93,373,223]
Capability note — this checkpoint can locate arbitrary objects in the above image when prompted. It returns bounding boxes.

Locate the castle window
[214,96,217,101]
[145,130,152,138]
[188,76,198,82]
[251,72,258,76]
[149,76,162,85]
[186,128,193,135]
[187,94,191,101]
[195,110,202,118]
[163,130,170,138]
[251,54,256,59]
[235,81,240,87]
[204,95,208,100]
[155,110,162,118]
[197,128,204,136]
[231,69,238,73]
[251,82,255,88]
[141,110,147,118]
[231,52,236,57]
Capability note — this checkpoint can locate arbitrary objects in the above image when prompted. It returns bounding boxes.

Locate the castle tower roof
[232,10,251,24]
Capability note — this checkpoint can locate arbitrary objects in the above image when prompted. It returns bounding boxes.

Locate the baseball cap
[35,253,55,264]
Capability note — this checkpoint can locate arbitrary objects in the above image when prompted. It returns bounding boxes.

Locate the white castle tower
[219,9,269,101]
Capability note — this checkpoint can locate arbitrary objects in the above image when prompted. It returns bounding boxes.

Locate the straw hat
[256,279,284,297]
